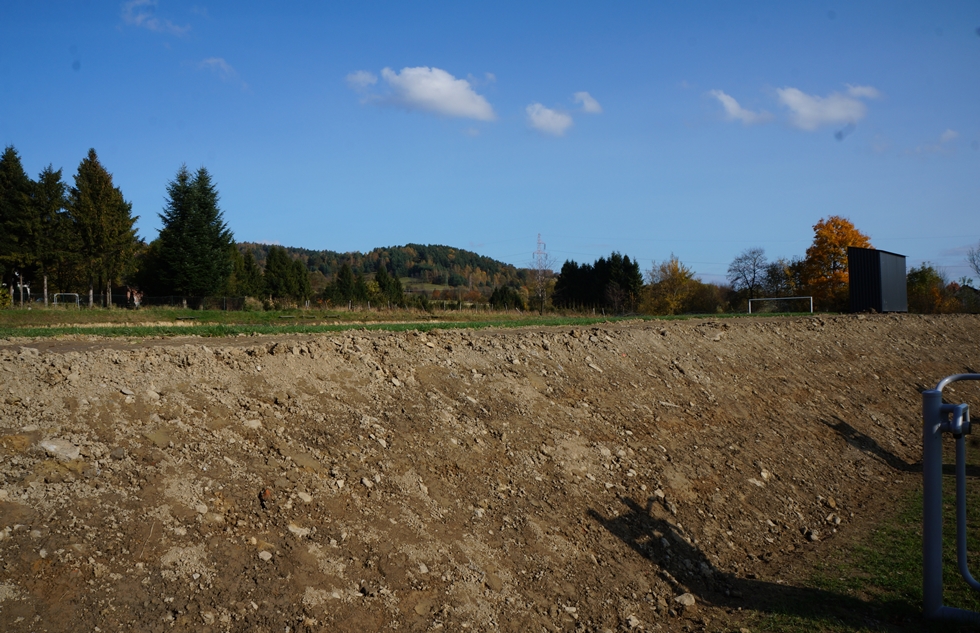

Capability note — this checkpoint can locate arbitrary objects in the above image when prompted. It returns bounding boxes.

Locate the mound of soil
[0,314,978,632]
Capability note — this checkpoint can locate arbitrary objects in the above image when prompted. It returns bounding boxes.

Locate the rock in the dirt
[288,523,311,538]
[485,572,503,591]
[39,439,80,461]
[627,614,641,628]
[258,551,273,561]
[674,593,696,607]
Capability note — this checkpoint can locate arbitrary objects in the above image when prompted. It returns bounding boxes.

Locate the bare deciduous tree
[727,247,767,299]
[968,243,980,283]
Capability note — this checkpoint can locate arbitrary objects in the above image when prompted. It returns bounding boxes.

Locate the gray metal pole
[922,376,980,624]
[923,388,944,619]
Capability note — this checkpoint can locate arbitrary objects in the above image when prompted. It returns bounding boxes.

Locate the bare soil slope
[1,314,978,632]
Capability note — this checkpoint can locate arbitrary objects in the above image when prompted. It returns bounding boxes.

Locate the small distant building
[848,247,907,313]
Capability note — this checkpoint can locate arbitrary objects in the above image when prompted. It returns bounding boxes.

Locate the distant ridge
[238,242,527,291]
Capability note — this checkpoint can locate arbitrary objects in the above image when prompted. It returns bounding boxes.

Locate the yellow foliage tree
[643,254,696,315]
[803,216,871,311]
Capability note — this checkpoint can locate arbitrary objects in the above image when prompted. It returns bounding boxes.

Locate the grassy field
[748,438,980,632]
[0,305,816,339]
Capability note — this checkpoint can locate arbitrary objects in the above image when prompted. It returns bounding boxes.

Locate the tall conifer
[155,165,234,297]
[0,146,34,279]
[67,149,139,305]
[263,246,297,299]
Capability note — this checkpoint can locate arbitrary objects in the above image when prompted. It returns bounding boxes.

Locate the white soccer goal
[747,296,813,314]
[53,293,81,307]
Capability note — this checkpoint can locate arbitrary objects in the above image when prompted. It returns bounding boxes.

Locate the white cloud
[378,67,495,121]
[708,90,772,125]
[121,0,190,36]
[198,57,236,80]
[911,129,961,154]
[776,87,871,131]
[197,58,248,90]
[346,70,378,91]
[573,91,603,114]
[526,103,573,136]
[846,84,882,99]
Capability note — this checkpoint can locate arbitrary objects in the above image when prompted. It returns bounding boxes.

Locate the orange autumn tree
[803,216,871,311]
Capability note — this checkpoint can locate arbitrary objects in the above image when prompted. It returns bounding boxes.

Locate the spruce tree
[32,166,73,284]
[389,273,404,305]
[0,146,34,280]
[353,272,369,302]
[374,261,404,306]
[263,246,297,299]
[155,165,234,297]
[292,258,311,301]
[67,149,139,305]
[375,261,392,297]
[229,248,264,297]
[333,262,355,303]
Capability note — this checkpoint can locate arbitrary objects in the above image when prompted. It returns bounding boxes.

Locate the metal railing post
[923,388,945,618]
[922,374,980,624]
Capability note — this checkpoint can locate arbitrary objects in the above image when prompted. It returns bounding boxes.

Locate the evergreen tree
[374,260,404,306]
[375,261,392,296]
[0,146,34,281]
[32,166,75,289]
[66,149,139,305]
[333,262,355,303]
[353,272,369,302]
[263,245,298,299]
[229,248,264,297]
[389,273,404,305]
[292,258,311,301]
[489,285,526,310]
[154,165,234,297]
[552,251,643,312]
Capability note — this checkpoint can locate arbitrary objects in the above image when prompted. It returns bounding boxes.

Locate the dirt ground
[1,314,978,632]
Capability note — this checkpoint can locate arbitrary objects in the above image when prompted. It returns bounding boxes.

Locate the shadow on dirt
[822,417,980,479]
[589,496,922,630]
[823,417,921,472]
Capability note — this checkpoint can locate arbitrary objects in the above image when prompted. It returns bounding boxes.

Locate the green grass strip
[750,442,980,632]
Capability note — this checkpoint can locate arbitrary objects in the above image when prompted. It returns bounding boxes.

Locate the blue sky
[2,1,978,283]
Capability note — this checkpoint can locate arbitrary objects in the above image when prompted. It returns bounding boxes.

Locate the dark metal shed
[848,247,908,313]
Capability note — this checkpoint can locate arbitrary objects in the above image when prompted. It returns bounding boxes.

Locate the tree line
[0,146,138,305]
[2,145,977,314]
[551,215,980,316]
[0,146,413,309]
[724,215,980,314]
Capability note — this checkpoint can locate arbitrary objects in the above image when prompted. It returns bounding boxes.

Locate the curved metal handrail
[936,373,980,392]
[924,374,980,624]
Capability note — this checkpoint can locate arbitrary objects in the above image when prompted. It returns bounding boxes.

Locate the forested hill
[239,242,526,289]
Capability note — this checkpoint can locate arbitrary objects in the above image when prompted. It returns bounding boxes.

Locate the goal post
[53,293,81,308]
[747,296,813,314]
